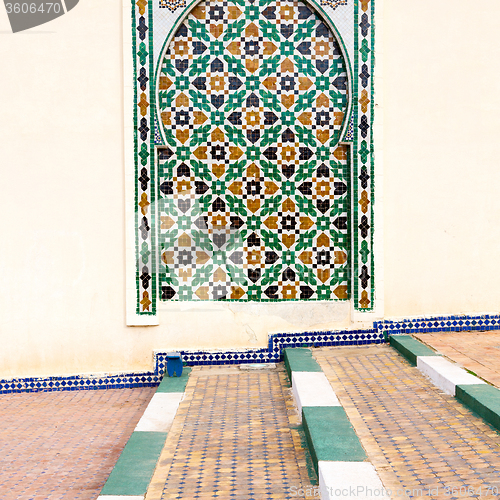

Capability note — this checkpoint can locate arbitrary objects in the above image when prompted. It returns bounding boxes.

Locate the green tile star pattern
[157,0,350,302]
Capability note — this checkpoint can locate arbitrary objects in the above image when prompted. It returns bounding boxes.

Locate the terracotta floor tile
[0,386,155,499]
[415,332,500,388]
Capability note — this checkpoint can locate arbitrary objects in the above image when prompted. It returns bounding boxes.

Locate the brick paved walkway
[146,365,316,500]
[415,331,500,388]
[0,386,155,500]
[315,345,500,500]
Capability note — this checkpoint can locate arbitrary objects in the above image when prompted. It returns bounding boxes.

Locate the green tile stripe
[100,368,191,496]
[157,367,191,393]
[285,348,368,475]
[456,384,500,432]
[284,348,322,380]
[100,431,167,496]
[147,0,157,315]
[302,406,367,474]
[369,0,376,312]
[389,334,439,366]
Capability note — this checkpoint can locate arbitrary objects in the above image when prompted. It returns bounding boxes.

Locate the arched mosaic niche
[130,0,375,315]
[156,0,351,302]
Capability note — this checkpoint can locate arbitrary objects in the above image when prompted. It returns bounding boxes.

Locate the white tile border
[287,349,388,500]
[134,392,184,432]
[417,355,485,396]
[292,371,341,416]
[319,461,391,500]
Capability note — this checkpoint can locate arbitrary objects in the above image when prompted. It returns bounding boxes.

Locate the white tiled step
[417,356,485,396]
[97,496,144,500]
[319,461,391,500]
[134,392,184,432]
[291,371,340,415]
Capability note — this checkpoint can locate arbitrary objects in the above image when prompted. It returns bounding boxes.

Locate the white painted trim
[97,496,144,500]
[292,372,341,416]
[318,461,391,500]
[417,356,485,396]
[372,0,384,321]
[134,392,184,432]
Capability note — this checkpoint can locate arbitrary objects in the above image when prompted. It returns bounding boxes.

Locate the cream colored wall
[1,0,498,379]
[0,1,158,378]
[0,1,351,380]
[382,0,500,317]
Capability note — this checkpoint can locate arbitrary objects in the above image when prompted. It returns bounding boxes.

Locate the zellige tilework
[145,366,317,499]
[4,313,500,394]
[134,0,157,314]
[156,0,351,302]
[134,0,377,313]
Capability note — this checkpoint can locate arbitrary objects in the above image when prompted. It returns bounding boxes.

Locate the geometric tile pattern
[2,313,499,393]
[159,0,186,13]
[353,0,374,309]
[134,0,157,314]
[175,327,385,366]
[316,346,500,497]
[157,0,350,302]
[377,313,500,336]
[134,0,377,313]
[320,0,347,10]
[0,371,161,394]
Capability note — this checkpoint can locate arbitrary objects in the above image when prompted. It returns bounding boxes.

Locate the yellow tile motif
[315,345,500,499]
[146,366,317,499]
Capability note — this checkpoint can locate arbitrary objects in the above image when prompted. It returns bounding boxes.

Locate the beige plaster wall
[0,0,350,380]
[0,1,152,378]
[382,0,500,317]
[1,0,499,379]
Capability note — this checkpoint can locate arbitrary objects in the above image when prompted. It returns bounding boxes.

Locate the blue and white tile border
[377,313,500,335]
[2,312,500,394]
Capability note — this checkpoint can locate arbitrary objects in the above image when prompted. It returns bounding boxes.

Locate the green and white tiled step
[390,335,500,432]
[284,348,388,500]
[97,368,191,499]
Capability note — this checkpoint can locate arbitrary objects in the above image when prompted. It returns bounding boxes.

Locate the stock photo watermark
[3,0,78,32]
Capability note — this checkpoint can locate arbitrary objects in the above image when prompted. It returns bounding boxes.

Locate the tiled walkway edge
[390,335,500,432]
[284,348,389,500]
[97,368,191,499]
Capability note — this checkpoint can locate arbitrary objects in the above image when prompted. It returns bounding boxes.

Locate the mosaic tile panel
[353,0,374,310]
[134,0,376,314]
[156,0,351,302]
[159,0,187,12]
[320,0,347,10]
[134,0,157,314]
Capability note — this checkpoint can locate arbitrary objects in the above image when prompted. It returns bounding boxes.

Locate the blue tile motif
[2,312,499,394]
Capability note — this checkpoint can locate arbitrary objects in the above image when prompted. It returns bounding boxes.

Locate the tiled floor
[415,331,500,388]
[315,344,500,500]
[146,365,316,500]
[0,386,155,500]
